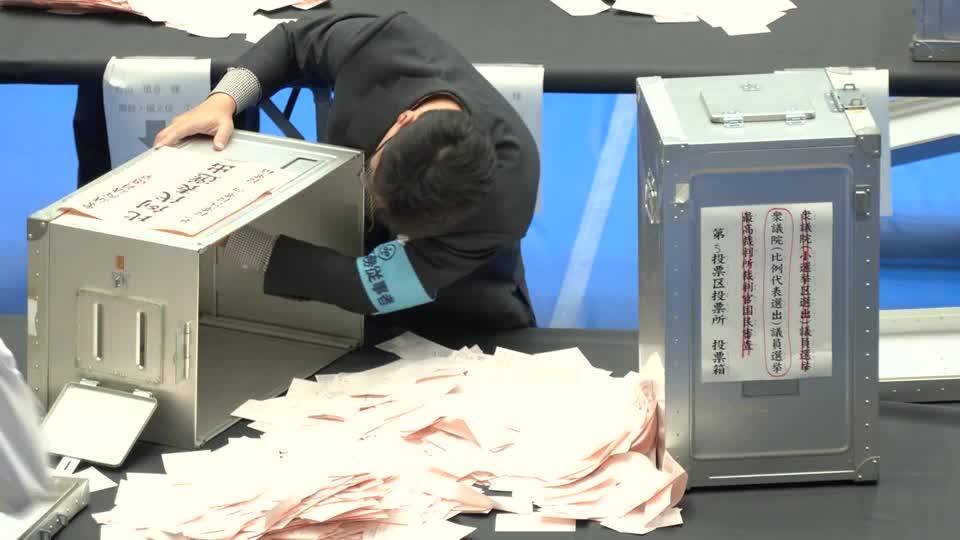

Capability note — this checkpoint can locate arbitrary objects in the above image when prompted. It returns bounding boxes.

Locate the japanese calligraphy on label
[700,202,833,382]
[60,146,294,237]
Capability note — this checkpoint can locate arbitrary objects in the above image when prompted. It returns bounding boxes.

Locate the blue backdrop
[2,85,957,327]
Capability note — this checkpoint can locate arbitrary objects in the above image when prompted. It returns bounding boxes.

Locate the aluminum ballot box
[26,130,366,452]
[636,68,882,488]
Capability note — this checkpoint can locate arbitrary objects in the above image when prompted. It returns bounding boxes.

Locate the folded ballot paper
[93,333,686,539]
[550,0,797,36]
[0,0,326,41]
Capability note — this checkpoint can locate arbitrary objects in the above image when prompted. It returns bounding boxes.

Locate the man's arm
[210,13,393,113]
[223,228,499,315]
[0,339,49,514]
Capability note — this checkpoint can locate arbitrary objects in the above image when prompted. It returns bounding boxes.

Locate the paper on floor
[375,331,455,359]
[94,333,687,539]
[0,1,327,40]
[549,0,610,16]
[66,466,118,492]
[573,0,796,36]
[243,13,296,44]
[495,513,577,532]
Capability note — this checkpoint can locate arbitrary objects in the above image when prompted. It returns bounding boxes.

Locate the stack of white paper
[0,0,326,42]
[93,333,688,538]
[549,0,797,36]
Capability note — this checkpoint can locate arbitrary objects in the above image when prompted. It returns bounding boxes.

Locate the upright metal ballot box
[26,130,365,452]
[636,68,882,488]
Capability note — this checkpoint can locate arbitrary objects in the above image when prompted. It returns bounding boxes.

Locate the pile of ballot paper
[0,0,327,40]
[551,0,797,36]
[93,334,685,539]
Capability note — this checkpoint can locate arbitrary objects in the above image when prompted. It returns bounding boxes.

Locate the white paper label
[103,56,212,168]
[27,298,37,337]
[700,202,833,382]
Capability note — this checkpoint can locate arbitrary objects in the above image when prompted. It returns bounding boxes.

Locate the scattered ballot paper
[0,0,327,41]
[65,466,118,493]
[552,0,797,36]
[243,13,297,43]
[93,335,687,538]
[58,145,295,237]
[549,0,611,16]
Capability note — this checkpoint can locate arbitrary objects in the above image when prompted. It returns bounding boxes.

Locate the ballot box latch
[831,83,867,111]
[721,112,744,128]
[643,169,661,225]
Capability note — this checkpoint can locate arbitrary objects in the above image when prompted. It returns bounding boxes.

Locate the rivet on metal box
[26,130,366,466]
[636,68,883,488]
[911,0,960,61]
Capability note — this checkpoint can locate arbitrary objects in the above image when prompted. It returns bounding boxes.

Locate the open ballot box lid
[27,129,366,451]
[42,379,157,469]
[0,476,90,540]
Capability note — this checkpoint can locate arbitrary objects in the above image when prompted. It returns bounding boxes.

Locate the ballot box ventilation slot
[93,302,104,363]
[136,311,147,370]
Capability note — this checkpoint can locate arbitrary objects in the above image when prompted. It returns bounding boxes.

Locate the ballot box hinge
[643,169,661,225]
[183,321,192,380]
[721,112,744,128]
[854,185,872,218]
[784,111,807,126]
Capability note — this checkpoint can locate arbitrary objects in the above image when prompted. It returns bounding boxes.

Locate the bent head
[365,109,496,239]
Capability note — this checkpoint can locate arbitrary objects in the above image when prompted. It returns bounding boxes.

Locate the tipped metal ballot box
[26,130,365,453]
[636,68,882,488]
[912,0,960,61]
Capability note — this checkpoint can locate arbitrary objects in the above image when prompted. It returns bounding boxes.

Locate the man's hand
[154,93,238,151]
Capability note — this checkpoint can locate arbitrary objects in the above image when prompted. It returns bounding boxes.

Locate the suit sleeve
[262,234,499,316]
[229,12,391,102]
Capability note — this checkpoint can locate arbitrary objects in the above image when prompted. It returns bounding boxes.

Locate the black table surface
[1,0,959,95]
[54,327,960,540]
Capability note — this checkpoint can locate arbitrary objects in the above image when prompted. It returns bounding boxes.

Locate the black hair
[371,109,496,238]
